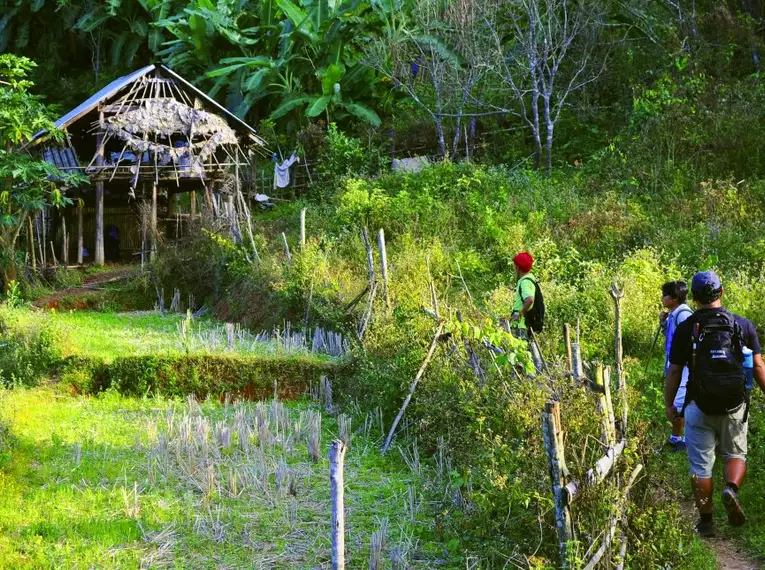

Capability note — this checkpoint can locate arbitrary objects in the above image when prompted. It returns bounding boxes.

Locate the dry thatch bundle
[100,98,238,172]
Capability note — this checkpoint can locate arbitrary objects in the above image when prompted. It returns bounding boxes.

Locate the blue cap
[691,271,722,291]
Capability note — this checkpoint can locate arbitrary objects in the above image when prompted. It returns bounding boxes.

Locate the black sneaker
[695,518,715,537]
[722,487,746,527]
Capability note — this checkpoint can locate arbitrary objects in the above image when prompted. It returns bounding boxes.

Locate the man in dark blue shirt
[667,271,765,537]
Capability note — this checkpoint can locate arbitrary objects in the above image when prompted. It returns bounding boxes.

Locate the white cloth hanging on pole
[273,152,300,188]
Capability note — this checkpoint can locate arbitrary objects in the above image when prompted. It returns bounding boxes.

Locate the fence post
[543,401,573,568]
[377,229,390,307]
[329,439,347,570]
[593,362,616,447]
[610,284,625,392]
[564,323,573,376]
[300,208,306,250]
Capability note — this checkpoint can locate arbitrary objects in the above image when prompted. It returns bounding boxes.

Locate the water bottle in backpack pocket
[692,312,748,415]
[742,346,754,391]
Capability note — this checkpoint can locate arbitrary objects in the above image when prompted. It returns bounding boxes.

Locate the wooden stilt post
[190,190,197,220]
[60,211,68,265]
[543,401,573,568]
[95,108,105,266]
[151,182,157,262]
[377,228,390,307]
[77,198,83,265]
[329,440,347,570]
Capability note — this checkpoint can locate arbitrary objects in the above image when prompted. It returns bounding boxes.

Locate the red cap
[513,252,534,273]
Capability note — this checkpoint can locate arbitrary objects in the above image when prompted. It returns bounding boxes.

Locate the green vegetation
[5,0,765,566]
[0,383,452,569]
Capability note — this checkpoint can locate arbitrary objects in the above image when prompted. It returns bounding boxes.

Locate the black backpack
[518,276,545,334]
[690,311,747,416]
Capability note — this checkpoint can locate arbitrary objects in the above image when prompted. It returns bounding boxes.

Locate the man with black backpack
[666,271,765,537]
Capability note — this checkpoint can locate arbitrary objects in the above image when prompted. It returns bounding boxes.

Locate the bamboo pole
[382,322,444,454]
[564,323,573,375]
[543,401,573,568]
[27,217,35,272]
[281,232,292,264]
[610,283,625,392]
[426,255,439,318]
[329,440,347,570]
[60,211,68,265]
[377,228,390,307]
[582,464,643,570]
[593,362,616,447]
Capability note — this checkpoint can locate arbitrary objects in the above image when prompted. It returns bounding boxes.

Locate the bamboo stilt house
[31,63,266,266]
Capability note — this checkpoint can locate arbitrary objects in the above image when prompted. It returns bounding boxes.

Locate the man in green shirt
[510,251,536,338]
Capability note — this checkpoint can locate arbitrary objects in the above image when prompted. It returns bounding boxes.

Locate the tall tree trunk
[435,115,446,158]
[544,95,554,175]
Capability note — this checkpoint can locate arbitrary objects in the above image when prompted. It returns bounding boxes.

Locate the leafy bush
[0,307,61,387]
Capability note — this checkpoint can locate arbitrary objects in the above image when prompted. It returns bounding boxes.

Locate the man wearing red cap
[510,252,536,337]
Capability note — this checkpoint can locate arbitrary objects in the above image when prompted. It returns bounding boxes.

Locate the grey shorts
[685,401,748,479]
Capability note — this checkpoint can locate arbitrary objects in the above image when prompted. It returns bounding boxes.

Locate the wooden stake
[361,228,375,285]
[151,182,157,262]
[382,322,444,454]
[300,208,306,250]
[49,241,58,267]
[281,232,292,264]
[190,190,197,220]
[543,401,573,568]
[426,256,439,318]
[563,324,573,375]
[571,342,584,382]
[377,228,390,307]
[329,440,347,570]
[594,362,616,447]
[610,283,625,392]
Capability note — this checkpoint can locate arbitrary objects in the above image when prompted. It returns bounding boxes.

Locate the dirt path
[681,499,760,569]
[707,538,759,570]
[32,267,139,309]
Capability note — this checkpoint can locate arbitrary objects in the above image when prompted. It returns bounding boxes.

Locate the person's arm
[520,295,534,317]
[665,364,683,421]
[753,354,765,395]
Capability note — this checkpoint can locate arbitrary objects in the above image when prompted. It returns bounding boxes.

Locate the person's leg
[669,368,689,448]
[720,404,748,526]
[684,402,717,535]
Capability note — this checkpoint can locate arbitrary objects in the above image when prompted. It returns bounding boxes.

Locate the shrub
[0,307,61,387]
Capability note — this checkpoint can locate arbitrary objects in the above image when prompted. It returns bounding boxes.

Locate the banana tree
[157,0,386,129]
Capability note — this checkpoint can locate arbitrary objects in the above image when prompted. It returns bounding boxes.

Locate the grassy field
[0,383,454,569]
[49,311,345,362]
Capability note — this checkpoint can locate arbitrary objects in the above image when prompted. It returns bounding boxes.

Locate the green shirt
[512,273,536,330]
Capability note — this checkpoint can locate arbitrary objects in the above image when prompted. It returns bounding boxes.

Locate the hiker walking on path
[666,271,765,537]
[661,280,693,452]
[509,252,537,339]
[509,252,544,372]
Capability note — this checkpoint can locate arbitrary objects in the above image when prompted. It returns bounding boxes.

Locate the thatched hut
[32,63,266,266]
